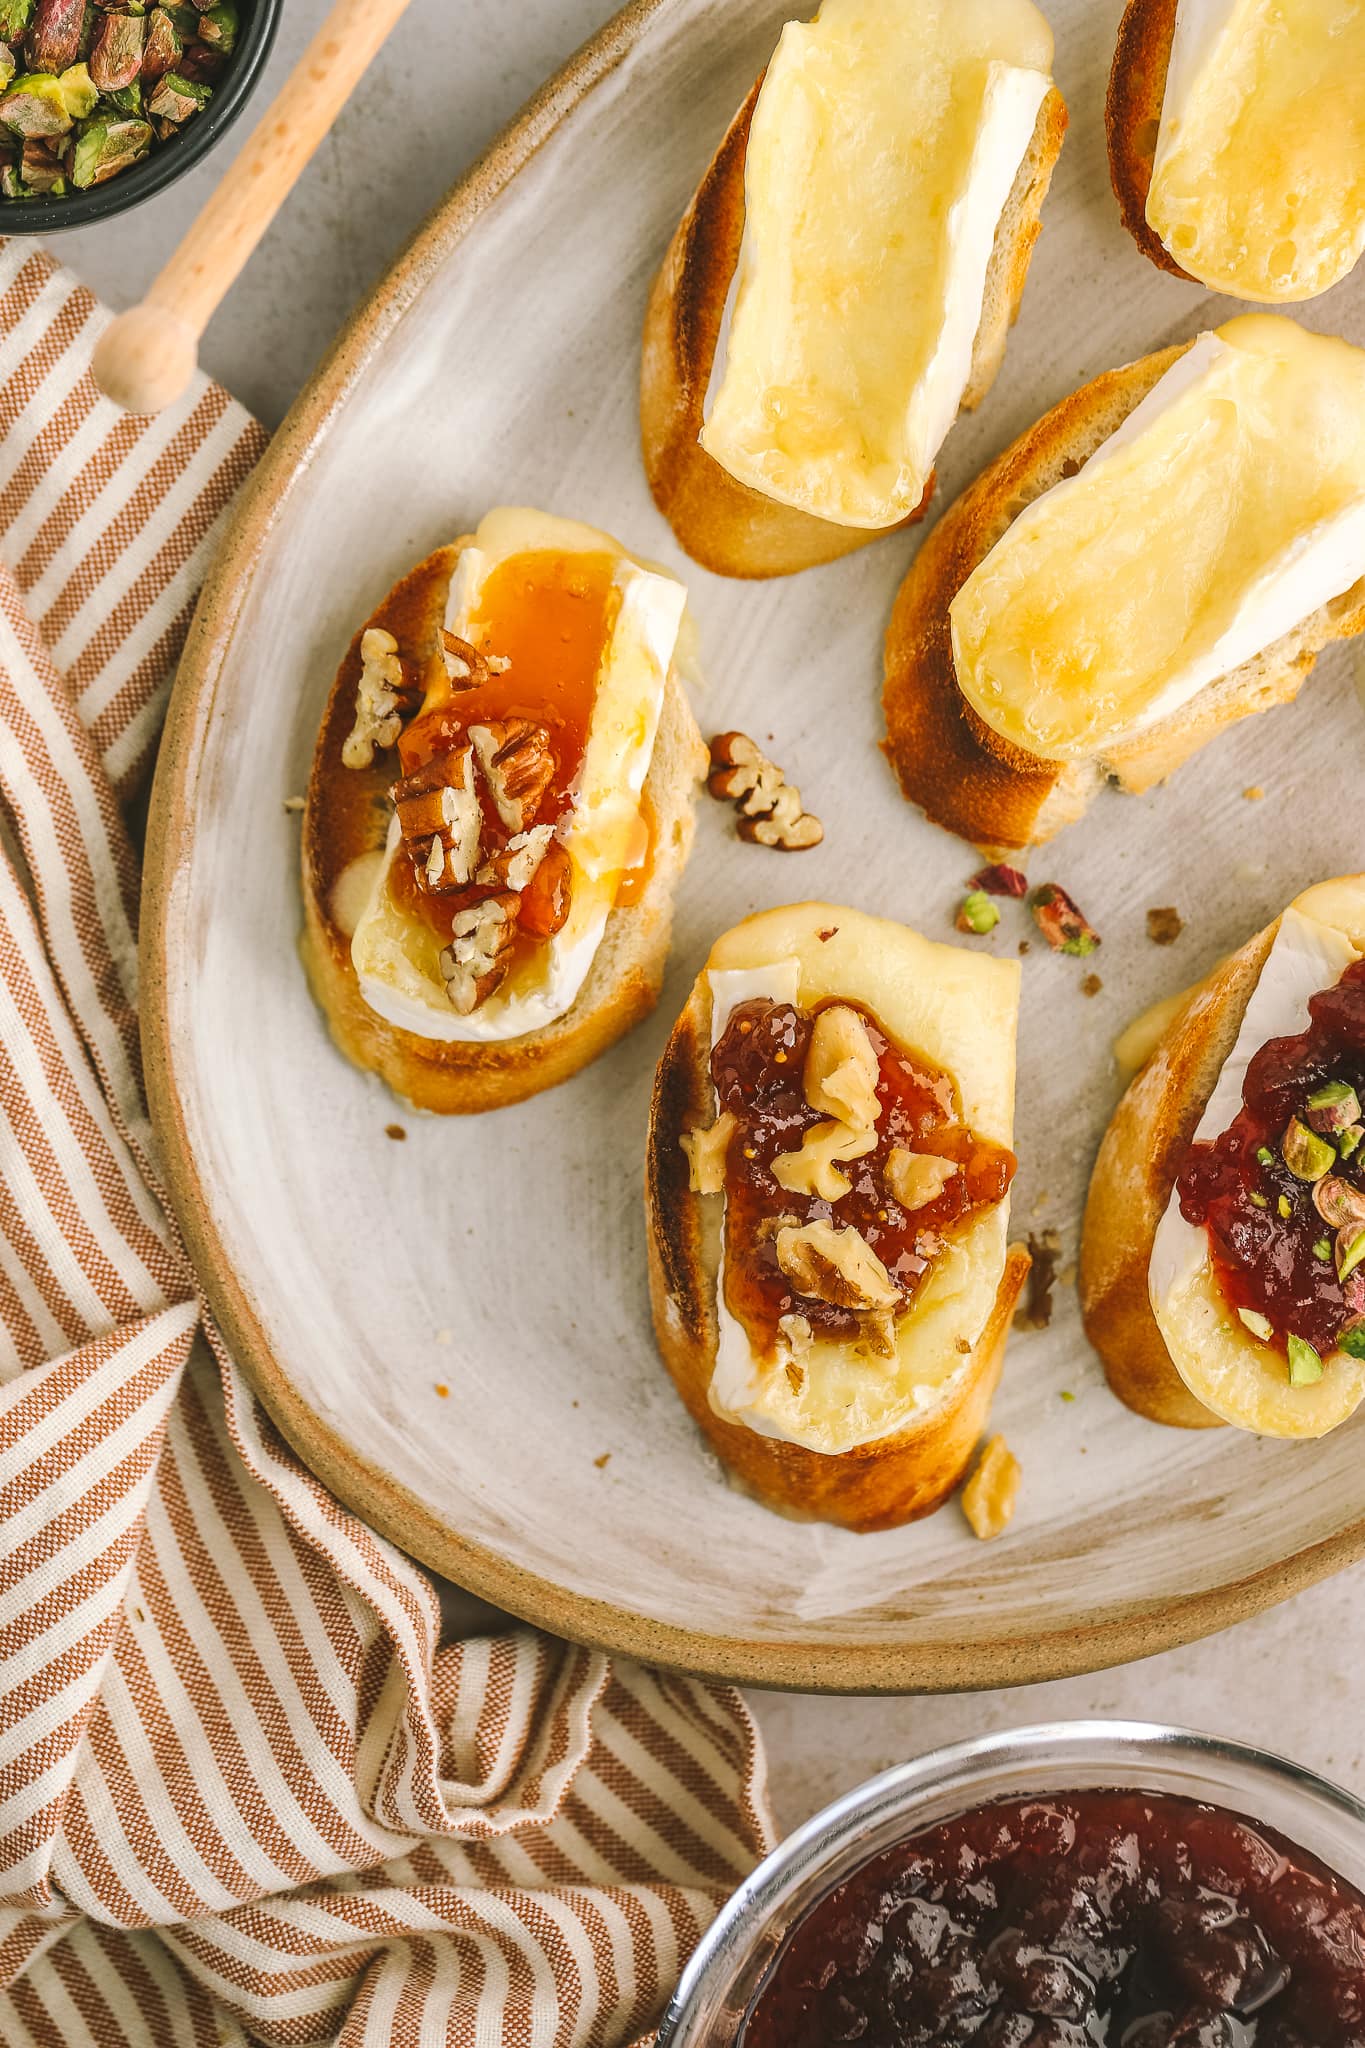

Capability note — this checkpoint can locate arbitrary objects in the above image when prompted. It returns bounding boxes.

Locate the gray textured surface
[60,0,1365,1840]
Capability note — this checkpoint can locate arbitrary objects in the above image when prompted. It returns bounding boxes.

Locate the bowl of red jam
[659,1724,1365,2048]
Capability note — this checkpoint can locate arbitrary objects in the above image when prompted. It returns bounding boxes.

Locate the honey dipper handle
[93,0,416,415]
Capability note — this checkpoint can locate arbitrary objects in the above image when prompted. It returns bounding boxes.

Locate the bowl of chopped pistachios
[0,0,280,229]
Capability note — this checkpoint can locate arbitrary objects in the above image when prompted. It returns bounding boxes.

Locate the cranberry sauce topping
[1175,959,1365,1365]
[741,1789,1365,2048]
[710,999,1015,1353]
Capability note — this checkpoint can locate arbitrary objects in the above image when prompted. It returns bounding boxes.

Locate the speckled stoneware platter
[143,0,1365,1691]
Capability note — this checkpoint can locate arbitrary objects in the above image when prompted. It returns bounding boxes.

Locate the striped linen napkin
[0,239,772,2048]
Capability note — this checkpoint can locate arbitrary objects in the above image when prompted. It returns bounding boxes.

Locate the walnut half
[775,1219,900,1313]
[707,732,823,851]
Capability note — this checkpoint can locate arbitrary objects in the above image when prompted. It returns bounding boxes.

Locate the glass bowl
[0,0,281,235]
[660,1720,1365,2048]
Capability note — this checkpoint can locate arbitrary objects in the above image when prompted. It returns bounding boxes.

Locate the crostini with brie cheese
[884,316,1365,853]
[301,508,707,1114]
[1108,0,1365,302]
[641,0,1067,580]
[1081,876,1365,1441]
[646,902,1030,1531]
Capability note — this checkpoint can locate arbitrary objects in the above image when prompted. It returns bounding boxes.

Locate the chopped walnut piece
[469,720,556,833]
[707,732,823,850]
[885,1148,960,1212]
[804,1005,881,1130]
[961,1435,1021,1541]
[343,627,417,770]
[777,1312,813,1386]
[391,745,482,891]
[1146,906,1184,947]
[775,1219,900,1313]
[475,823,555,894]
[438,892,520,1015]
[859,1306,900,1360]
[680,1111,738,1196]
[772,1119,877,1202]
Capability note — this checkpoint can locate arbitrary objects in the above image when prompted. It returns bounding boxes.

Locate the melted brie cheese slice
[1147,0,1365,303]
[351,509,686,1043]
[699,0,1054,530]
[701,902,1020,1454]
[1149,879,1365,1439]
[952,317,1365,763]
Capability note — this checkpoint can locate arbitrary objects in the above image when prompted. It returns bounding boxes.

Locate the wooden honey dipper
[93,0,415,415]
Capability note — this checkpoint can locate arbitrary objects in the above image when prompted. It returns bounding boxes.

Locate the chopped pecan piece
[469,720,555,833]
[439,892,520,1015]
[707,732,823,851]
[680,1111,738,1196]
[474,823,555,894]
[391,745,481,891]
[804,1005,881,1129]
[440,630,512,689]
[342,627,419,770]
[518,838,572,939]
[772,1119,877,1202]
[775,1219,900,1313]
[1031,883,1101,957]
[885,1148,959,1212]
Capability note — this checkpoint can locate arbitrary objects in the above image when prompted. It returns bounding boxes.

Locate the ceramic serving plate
[144,0,1365,1692]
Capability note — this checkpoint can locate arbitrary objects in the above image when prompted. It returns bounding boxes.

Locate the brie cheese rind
[1149,880,1365,1439]
[700,0,1054,530]
[951,317,1365,763]
[699,902,1020,1454]
[350,508,687,1044]
[1147,0,1365,304]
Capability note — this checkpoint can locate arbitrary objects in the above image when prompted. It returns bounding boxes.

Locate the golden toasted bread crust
[641,76,1066,580]
[882,346,1181,853]
[301,548,705,1115]
[1106,0,1190,281]
[883,339,1365,852]
[645,977,1031,1531]
[1079,922,1282,1430]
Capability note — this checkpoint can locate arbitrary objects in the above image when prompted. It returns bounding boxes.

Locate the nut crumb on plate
[1146,906,1184,946]
[707,731,823,849]
[962,1435,1021,1541]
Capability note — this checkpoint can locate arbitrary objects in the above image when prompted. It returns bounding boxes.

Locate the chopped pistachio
[1031,882,1100,957]
[19,130,61,186]
[0,70,71,134]
[1305,1078,1362,1135]
[88,13,146,92]
[1338,1228,1365,1283]
[1340,1326,1365,1361]
[1255,1145,1276,1168]
[0,40,14,89]
[1339,1124,1365,1163]
[1313,1175,1365,1229]
[1277,1193,1293,1219]
[0,1,31,41]
[25,0,86,73]
[0,157,24,193]
[141,5,181,80]
[1249,1191,1268,1209]
[1314,1237,1331,1261]
[69,110,151,185]
[196,0,235,51]
[1237,1306,1273,1342]
[145,66,209,121]
[1282,1116,1335,1183]
[956,890,999,937]
[57,60,95,117]
[1287,1334,1324,1386]
[102,78,143,114]
[161,0,199,30]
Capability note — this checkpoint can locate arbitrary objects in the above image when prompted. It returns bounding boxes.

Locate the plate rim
[140,0,1365,1694]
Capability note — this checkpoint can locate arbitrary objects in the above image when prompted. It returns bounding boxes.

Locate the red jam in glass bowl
[740,1790,1365,2046]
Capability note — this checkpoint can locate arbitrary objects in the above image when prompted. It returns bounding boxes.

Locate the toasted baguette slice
[302,546,707,1116]
[1081,877,1365,1436]
[645,928,1029,1532]
[883,344,1365,854]
[1105,0,1189,284]
[641,73,1067,580]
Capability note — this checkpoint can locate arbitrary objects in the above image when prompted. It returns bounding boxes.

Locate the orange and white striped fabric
[0,239,772,2047]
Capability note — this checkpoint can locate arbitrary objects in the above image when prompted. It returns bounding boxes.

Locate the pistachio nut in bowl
[0,0,280,229]
[661,1722,1365,2046]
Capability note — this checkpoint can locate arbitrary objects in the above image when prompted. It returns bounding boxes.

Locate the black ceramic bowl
[0,0,282,235]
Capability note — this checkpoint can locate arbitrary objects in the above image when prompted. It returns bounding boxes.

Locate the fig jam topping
[1175,960,1365,1367]
[741,1790,1365,2047]
[710,998,1015,1353]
